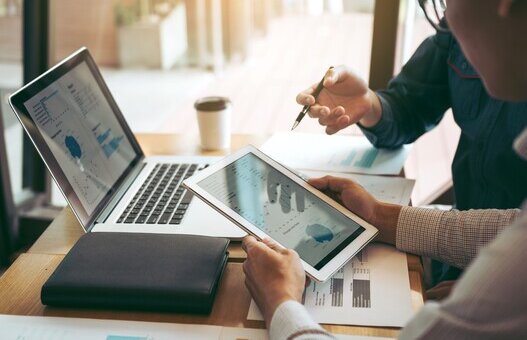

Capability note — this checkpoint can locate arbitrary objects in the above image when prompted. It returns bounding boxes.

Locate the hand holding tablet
[183,146,378,282]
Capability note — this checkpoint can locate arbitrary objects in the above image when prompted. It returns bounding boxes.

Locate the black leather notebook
[41,232,229,313]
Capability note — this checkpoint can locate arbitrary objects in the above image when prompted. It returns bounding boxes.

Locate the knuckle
[290,249,300,259]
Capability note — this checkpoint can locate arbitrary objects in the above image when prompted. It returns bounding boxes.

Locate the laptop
[8,47,245,239]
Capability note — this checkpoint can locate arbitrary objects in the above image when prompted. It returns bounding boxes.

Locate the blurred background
[0,0,459,261]
[2,0,438,134]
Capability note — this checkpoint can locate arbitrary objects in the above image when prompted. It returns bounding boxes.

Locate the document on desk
[247,244,414,327]
[301,170,415,206]
[260,132,411,175]
[0,314,395,340]
[0,314,221,340]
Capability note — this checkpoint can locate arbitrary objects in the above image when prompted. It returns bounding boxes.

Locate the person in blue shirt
[295,5,527,285]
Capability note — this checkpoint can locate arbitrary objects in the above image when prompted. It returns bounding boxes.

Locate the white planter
[117,3,187,69]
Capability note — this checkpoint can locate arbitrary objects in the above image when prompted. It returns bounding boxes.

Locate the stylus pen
[291,66,334,131]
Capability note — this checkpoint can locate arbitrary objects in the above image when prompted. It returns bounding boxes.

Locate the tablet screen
[197,152,365,270]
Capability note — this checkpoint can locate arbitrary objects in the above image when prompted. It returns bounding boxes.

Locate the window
[48,0,376,136]
[0,0,27,204]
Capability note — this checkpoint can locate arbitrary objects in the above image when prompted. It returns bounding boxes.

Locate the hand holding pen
[291,66,334,130]
[293,65,383,134]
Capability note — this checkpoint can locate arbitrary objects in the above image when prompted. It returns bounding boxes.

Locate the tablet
[183,145,378,282]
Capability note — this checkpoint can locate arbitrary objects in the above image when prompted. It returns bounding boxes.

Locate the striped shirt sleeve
[269,301,335,340]
[396,206,521,269]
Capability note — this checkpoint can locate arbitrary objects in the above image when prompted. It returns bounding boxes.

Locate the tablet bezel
[183,145,378,282]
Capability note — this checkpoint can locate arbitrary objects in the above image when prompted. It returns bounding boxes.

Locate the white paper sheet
[260,132,411,175]
[0,314,221,340]
[0,315,394,340]
[301,170,415,206]
[247,244,414,327]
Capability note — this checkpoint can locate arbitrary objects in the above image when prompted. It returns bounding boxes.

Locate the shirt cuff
[357,93,395,146]
[269,300,332,340]
[396,206,444,258]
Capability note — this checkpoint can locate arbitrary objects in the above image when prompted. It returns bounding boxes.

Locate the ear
[498,0,514,17]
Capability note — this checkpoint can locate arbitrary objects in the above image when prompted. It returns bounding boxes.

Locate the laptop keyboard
[117,163,204,225]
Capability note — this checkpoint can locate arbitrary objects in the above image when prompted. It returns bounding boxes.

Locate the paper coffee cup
[195,96,232,150]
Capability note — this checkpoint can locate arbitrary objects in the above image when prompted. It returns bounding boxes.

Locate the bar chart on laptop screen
[23,61,136,214]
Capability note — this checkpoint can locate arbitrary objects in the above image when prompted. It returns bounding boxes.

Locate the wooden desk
[1,133,424,337]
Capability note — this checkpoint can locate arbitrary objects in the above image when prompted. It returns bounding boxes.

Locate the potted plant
[115,0,188,69]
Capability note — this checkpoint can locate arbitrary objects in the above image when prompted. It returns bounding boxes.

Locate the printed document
[248,244,414,327]
[0,314,394,340]
[261,132,411,175]
[301,170,415,206]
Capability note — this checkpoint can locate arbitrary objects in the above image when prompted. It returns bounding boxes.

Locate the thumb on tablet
[242,235,260,253]
[262,237,287,253]
[308,176,349,193]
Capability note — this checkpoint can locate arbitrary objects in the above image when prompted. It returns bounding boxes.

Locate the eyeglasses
[418,0,449,32]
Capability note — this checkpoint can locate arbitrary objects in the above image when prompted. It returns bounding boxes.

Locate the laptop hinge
[89,160,146,230]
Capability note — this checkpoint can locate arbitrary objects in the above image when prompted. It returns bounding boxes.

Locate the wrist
[372,202,401,245]
[358,90,382,128]
[263,296,297,328]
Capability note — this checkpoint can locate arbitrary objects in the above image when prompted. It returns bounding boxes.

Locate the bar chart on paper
[248,244,414,327]
[260,132,411,175]
[352,277,371,308]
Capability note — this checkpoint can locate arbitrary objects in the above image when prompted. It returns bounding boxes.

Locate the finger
[308,176,354,194]
[262,237,287,253]
[335,115,351,130]
[242,235,259,253]
[320,106,345,126]
[318,106,344,125]
[305,276,312,287]
[323,65,345,87]
[296,83,318,104]
[325,115,350,135]
[307,105,330,119]
[307,177,327,189]
[243,235,278,260]
[296,92,315,106]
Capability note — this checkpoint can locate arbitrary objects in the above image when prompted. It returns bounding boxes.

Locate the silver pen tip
[291,121,299,130]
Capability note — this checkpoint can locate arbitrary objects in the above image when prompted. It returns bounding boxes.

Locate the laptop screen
[9,48,143,229]
[23,60,137,215]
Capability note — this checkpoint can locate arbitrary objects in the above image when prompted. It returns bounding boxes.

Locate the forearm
[398,210,527,339]
[396,206,521,269]
[359,34,452,148]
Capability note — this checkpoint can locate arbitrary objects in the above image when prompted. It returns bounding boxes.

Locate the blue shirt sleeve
[360,31,453,148]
